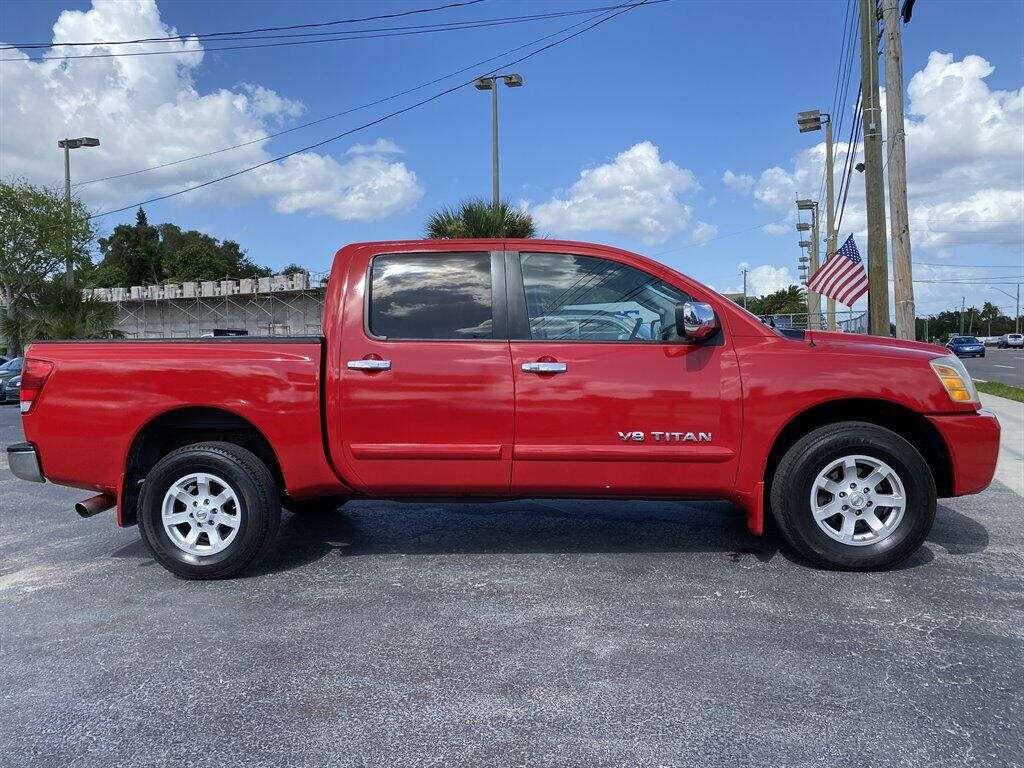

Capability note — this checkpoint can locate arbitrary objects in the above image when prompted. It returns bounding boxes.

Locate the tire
[770,422,936,570]
[284,496,346,516]
[138,441,281,579]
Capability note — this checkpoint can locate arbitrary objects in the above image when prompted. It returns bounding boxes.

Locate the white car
[997,333,1023,349]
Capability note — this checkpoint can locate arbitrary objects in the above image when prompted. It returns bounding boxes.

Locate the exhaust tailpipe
[75,494,116,518]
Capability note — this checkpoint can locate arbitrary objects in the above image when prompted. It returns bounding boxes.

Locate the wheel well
[120,407,283,525]
[763,399,953,499]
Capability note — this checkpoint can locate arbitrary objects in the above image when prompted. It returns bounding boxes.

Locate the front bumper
[926,409,1000,496]
[7,442,44,483]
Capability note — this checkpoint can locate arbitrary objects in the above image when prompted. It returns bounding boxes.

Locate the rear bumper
[926,409,1000,496]
[7,442,44,483]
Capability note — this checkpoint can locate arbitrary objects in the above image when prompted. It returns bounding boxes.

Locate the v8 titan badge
[617,431,713,443]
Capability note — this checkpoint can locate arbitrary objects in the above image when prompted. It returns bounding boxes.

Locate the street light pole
[490,80,499,205]
[824,117,837,331]
[796,110,837,330]
[475,74,523,206]
[62,144,72,285]
[57,136,100,286]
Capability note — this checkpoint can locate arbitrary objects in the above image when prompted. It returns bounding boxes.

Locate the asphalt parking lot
[963,347,1024,388]
[1,398,1022,768]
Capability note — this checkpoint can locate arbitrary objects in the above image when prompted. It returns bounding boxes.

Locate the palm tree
[1,280,120,349]
[426,198,536,239]
[980,301,1001,337]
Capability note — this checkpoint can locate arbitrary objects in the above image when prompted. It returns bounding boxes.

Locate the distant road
[962,347,1024,387]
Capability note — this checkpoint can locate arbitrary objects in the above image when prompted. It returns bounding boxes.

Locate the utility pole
[882,0,914,340]
[923,316,928,343]
[959,296,965,336]
[859,0,889,336]
[741,268,748,309]
[1018,284,1021,333]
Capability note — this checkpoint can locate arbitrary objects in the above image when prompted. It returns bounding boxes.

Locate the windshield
[957,337,980,344]
[0,357,22,371]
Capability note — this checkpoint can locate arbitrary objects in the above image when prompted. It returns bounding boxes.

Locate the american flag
[805,234,869,307]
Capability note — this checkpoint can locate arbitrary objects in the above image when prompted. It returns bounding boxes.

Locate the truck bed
[21,338,344,520]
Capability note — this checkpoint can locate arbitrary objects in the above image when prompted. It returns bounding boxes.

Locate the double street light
[58,137,100,285]
[474,73,523,206]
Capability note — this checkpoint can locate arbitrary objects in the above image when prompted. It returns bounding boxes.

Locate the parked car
[0,357,23,401]
[7,239,1000,579]
[3,374,20,403]
[946,336,986,358]
[996,333,1023,349]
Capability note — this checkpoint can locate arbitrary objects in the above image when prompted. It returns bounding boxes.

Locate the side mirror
[675,301,719,341]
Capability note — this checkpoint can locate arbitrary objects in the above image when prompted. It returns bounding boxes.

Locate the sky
[1,0,1022,319]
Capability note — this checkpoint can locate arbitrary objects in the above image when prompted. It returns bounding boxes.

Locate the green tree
[163,242,234,283]
[280,263,309,276]
[980,301,1001,336]
[0,179,95,355]
[1,279,118,345]
[93,208,162,286]
[89,209,270,287]
[426,199,536,239]
[741,285,808,316]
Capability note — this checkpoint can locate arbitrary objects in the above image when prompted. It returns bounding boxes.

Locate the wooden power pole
[882,0,914,340]
[859,0,890,336]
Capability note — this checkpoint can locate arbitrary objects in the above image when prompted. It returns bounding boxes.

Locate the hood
[803,331,949,360]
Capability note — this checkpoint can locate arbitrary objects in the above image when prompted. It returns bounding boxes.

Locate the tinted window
[369,252,493,340]
[0,357,22,371]
[519,252,690,342]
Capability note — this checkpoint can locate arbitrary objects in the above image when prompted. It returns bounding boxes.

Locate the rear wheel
[139,441,280,579]
[770,422,935,570]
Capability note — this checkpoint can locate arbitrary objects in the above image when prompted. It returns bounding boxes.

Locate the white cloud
[731,262,798,297]
[530,141,698,244]
[0,0,422,222]
[691,220,718,245]
[722,170,755,194]
[346,138,404,156]
[729,52,1023,251]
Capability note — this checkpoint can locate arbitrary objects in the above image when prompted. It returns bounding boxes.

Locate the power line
[73,5,632,188]
[0,0,486,49]
[2,5,657,62]
[78,0,655,223]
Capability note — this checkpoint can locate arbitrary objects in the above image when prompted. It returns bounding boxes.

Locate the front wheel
[139,442,281,579]
[770,422,936,570]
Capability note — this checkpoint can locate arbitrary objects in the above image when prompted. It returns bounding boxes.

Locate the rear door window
[368,252,494,340]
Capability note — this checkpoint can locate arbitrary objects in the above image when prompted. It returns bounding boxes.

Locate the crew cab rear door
[506,247,742,497]
[335,247,514,494]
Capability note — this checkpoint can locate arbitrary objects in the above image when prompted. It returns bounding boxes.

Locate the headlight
[930,355,979,404]
[8,376,20,387]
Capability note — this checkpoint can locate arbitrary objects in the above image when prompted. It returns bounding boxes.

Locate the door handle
[521,361,567,374]
[347,359,391,371]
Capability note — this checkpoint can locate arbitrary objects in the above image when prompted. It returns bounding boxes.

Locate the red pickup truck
[7,239,1000,579]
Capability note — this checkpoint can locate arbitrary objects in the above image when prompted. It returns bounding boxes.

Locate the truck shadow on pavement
[105,498,989,577]
[239,498,989,577]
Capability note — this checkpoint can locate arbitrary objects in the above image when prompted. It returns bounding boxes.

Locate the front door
[337,248,514,494]
[507,249,742,497]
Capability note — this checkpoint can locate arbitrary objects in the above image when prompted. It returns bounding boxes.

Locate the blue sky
[2,0,1022,317]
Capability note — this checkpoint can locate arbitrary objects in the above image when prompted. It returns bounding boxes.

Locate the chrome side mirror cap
[676,301,719,341]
